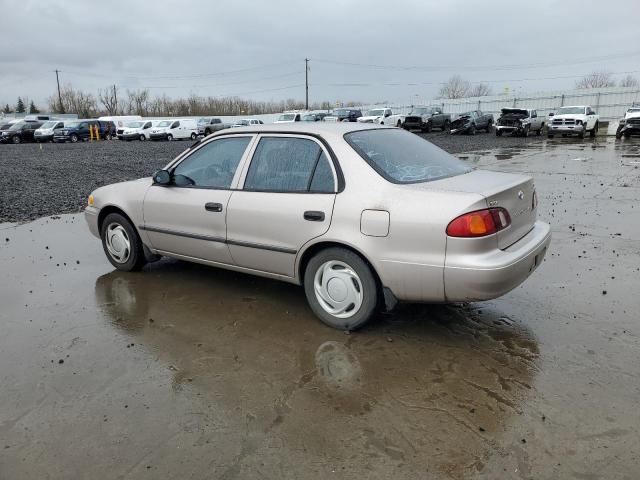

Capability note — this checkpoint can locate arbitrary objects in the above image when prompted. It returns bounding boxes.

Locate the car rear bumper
[84,206,100,239]
[443,221,551,301]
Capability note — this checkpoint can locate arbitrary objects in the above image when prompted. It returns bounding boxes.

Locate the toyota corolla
[85,123,551,330]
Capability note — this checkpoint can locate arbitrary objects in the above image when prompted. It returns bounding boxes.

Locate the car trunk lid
[429,170,537,249]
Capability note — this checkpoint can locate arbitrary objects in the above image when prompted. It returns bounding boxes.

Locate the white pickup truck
[547,105,599,138]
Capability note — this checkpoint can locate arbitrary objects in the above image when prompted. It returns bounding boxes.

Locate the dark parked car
[0,120,43,144]
[449,110,493,135]
[197,117,231,136]
[327,108,362,122]
[402,106,451,132]
[53,120,116,143]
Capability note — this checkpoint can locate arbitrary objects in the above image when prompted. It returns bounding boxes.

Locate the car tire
[139,134,146,141]
[12,135,21,144]
[70,133,79,143]
[522,125,530,137]
[167,134,173,141]
[205,128,211,136]
[191,132,197,140]
[303,247,379,331]
[496,129,502,136]
[469,124,476,135]
[100,213,147,272]
[486,121,493,132]
[624,131,631,138]
[425,121,432,133]
[536,124,544,136]
[590,122,598,138]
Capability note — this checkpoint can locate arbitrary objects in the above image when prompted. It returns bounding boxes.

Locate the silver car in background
[85,123,551,330]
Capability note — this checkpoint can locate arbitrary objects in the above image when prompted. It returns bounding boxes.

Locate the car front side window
[172,136,252,188]
[243,137,334,193]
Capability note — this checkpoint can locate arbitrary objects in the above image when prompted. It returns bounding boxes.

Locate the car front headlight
[619,118,626,124]
[88,194,94,206]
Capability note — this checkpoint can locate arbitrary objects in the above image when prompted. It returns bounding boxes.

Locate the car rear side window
[244,137,334,193]
[345,128,471,184]
[172,136,251,188]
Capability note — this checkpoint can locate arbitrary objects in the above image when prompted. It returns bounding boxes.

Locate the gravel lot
[0,131,542,223]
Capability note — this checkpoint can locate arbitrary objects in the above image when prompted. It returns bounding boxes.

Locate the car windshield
[125,121,143,128]
[557,107,586,115]
[157,120,172,127]
[365,109,385,117]
[9,122,25,131]
[345,128,472,184]
[302,115,316,121]
[41,121,59,128]
[278,114,296,121]
[197,117,210,124]
[626,108,640,114]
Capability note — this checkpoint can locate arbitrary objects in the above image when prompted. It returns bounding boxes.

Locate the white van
[98,115,142,129]
[149,118,198,141]
[117,119,162,141]
[34,120,65,142]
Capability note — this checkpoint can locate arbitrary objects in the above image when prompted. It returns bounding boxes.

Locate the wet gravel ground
[1,137,639,478]
[0,131,542,223]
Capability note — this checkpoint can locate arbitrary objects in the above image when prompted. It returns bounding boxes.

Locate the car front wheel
[100,213,147,271]
[304,247,379,330]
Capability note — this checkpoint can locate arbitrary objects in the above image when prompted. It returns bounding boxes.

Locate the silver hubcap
[105,223,131,263]
[314,260,363,319]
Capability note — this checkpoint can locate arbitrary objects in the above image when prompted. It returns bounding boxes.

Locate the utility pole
[305,58,309,110]
[113,84,118,115]
[55,69,64,114]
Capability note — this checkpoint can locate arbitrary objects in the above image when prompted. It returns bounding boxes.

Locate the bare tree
[619,74,639,88]
[47,83,97,117]
[99,85,120,115]
[438,75,471,99]
[575,71,616,89]
[468,83,493,97]
[126,89,150,116]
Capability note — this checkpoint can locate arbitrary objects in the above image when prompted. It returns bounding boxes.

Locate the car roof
[212,122,388,141]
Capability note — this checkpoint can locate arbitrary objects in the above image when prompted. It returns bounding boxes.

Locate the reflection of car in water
[94,266,538,477]
[86,123,550,331]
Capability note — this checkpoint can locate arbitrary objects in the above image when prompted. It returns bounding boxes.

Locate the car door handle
[205,202,223,213]
[304,211,325,222]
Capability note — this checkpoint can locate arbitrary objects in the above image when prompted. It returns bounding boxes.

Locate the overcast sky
[1,0,639,109]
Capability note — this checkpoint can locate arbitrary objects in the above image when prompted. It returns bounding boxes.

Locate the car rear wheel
[304,247,378,330]
[191,132,197,140]
[100,213,146,272]
[590,122,598,138]
[70,133,79,143]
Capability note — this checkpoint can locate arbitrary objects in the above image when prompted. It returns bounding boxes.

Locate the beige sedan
[85,123,551,330]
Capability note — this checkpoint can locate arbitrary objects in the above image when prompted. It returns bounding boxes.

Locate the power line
[118,71,302,90]
[313,50,640,72]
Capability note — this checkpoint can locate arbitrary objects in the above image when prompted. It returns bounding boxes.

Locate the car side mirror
[153,170,171,185]
[385,112,391,117]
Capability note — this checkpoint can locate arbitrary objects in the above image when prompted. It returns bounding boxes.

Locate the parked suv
[548,106,599,138]
[0,120,43,144]
[495,109,544,137]
[53,120,116,143]
[325,108,362,122]
[615,105,640,139]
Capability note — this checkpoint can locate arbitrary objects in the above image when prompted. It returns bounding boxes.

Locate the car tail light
[446,208,511,238]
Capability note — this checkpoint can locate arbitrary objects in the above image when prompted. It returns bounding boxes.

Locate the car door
[142,135,255,264]
[226,134,338,277]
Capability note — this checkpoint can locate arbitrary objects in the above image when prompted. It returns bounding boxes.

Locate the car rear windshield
[344,128,471,184]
